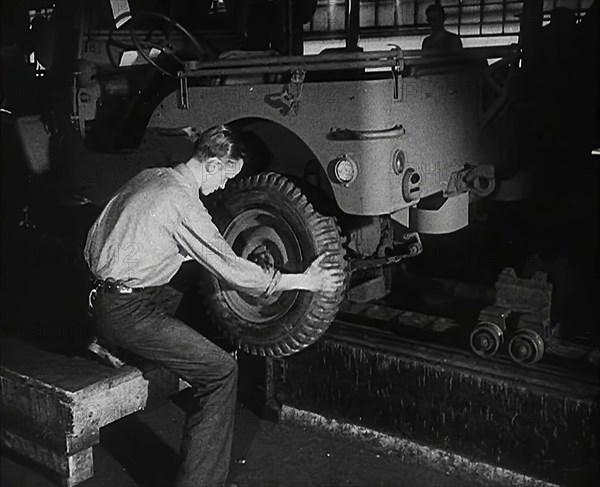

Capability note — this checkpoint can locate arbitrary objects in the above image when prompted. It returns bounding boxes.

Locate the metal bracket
[350,232,422,273]
[445,164,495,198]
[392,66,403,101]
[389,44,404,101]
[178,73,189,110]
[477,305,512,334]
[265,68,306,116]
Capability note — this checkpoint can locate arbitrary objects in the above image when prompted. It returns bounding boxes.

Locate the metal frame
[179,44,516,78]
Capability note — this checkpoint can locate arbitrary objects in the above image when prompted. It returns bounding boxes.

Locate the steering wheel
[128,10,215,77]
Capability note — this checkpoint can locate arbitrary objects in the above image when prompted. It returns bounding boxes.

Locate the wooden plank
[1,336,150,486]
[1,364,148,453]
[0,404,99,455]
[1,336,148,449]
[1,428,93,487]
[80,369,149,429]
[0,337,141,398]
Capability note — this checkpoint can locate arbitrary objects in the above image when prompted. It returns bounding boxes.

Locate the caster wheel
[508,329,545,365]
[470,322,503,358]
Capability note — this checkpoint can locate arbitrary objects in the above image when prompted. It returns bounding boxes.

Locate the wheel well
[228,118,338,216]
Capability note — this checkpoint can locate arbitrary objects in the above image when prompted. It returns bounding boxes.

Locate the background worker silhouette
[422,4,463,52]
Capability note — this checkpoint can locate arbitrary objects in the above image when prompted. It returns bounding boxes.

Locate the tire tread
[205,172,348,357]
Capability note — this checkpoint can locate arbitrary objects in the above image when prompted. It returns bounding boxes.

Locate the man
[85,125,343,487]
[421,4,463,52]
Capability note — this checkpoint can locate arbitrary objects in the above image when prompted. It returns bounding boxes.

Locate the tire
[204,172,347,356]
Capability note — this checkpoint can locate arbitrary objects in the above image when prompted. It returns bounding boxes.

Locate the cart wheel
[470,322,503,358]
[508,329,545,365]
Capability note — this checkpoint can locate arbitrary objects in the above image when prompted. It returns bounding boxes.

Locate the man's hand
[302,254,345,293]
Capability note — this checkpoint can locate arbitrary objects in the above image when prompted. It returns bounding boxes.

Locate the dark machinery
[1,0,598,366]
[471,268,554,365]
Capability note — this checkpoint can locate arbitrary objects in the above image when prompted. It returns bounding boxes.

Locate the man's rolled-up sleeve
[174,203,280,297]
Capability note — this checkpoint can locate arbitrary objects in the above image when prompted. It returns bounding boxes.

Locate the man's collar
[173,163,200,189]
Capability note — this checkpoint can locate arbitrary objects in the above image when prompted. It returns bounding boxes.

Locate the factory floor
[2,162,597,487]
[1,397,488,487]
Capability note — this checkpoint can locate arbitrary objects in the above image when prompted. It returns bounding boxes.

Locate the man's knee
[182,353,237,393]
[204,353,237,396]
[203,351,237,387]
[221,353,238,383]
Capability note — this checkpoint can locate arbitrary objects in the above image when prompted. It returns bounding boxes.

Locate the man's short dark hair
[425,4,446,22]
[192,125,246,163]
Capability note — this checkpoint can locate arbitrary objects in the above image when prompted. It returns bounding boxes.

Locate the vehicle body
[2,0,521,356]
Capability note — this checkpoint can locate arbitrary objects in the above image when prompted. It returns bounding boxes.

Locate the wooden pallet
[0,336,149,487]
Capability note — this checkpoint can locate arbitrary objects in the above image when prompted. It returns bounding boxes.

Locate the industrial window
[305,0,594,40]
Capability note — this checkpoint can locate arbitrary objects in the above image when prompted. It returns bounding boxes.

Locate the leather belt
[88,277,146,313]
[91,277,146,294]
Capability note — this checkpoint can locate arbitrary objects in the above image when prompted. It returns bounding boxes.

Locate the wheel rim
[508,329,544,365]
[470,322,502,358]
[221,207,304,324]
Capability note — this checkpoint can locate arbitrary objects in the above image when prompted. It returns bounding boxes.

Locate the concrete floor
[1,398,490,487]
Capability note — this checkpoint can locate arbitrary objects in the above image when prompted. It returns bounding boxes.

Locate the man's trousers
[91,285,238,487]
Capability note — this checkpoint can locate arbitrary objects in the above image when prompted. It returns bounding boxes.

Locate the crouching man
[85,125,343,487]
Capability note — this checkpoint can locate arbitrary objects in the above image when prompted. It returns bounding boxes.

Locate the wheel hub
[470,322,503,358]
[508,329,545,365]
[221,208,304,324]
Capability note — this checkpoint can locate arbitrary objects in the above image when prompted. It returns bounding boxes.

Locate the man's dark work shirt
[85,165,280,296]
